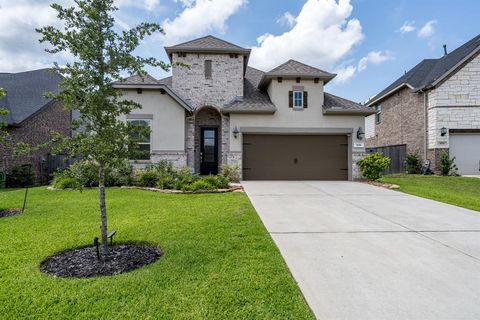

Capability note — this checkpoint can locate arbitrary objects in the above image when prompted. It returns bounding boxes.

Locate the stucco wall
[365,86,426,158]
[230,79,366,152]
[171,53,244,110]
[119,89,186,153]
[229,79,366,180]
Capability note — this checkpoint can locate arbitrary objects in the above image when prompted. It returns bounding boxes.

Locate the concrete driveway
[242,181,480,320]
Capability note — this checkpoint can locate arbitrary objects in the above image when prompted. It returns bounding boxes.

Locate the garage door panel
[450,134,480,175]
[243,134,348,180]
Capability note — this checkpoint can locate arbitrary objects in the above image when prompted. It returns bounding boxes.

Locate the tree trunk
[98,165,109,258]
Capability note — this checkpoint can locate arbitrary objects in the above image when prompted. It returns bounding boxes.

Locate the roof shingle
[368,34,480,106]
[0,69,62,125]
[165,35,251,54]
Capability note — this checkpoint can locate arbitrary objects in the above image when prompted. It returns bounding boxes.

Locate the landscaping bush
[220,164,241,183]
[357,153,391,181]
[186,179,216,192]
[9,164,35,187]
[405,153,421,174]
[174,167,200,190]
[52,176,79,189]
[137,170,159,187]
[53,160,134,188]
[439,151,457,176]
[202,175,230,189]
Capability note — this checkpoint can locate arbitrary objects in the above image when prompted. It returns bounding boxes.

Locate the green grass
[379,174,480,212]
[0,188,314,319]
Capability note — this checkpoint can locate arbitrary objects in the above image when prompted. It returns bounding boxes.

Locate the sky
[0,0,479,103]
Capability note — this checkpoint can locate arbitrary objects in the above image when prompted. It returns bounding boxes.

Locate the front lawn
[379,174,480,212]
[0,188,314,319]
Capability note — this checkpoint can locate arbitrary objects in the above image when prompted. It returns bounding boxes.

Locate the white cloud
[115,0,161,11]
[399,21,416,34]
[249,0,364,71]
[357,50,391,72]
[0,0,164,72]
[277,12,296,28]
[418,20,437,38]
[162,0,247,45]
[333,65,356,84]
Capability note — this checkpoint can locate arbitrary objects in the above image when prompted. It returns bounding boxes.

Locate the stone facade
[0,101,71,183]
[428,53,480,108]
[193,107,223,172]
[427,106,480,149]
[171,53,244,110]
[366,86,426,159]
[352,152,366,180]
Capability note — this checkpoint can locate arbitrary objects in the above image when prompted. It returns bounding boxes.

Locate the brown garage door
[243,134,349,180]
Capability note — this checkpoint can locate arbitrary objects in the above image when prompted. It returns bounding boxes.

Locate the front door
[200,128,218,175]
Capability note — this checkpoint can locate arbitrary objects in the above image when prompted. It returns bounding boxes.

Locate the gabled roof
[367,33,480,106]
[165,35,251,55]
[112,74,193,112]
[0,69,63,125]
[323,93,374,115]
[223,67,276,114]
[259,59,336,89]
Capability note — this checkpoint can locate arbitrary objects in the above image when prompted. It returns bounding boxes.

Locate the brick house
[365,34,480,175]
[113,35,374,180]
[0,69,71,183]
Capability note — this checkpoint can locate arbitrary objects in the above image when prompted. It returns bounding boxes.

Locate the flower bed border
[48,184,244,194]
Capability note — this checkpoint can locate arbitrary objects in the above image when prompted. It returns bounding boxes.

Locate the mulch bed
[40,244,162,278]
[0,208,22,218]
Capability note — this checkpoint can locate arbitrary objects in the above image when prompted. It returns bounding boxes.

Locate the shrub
[202,175,230,189]
[53,160,134,188]
[137,170,159,187]
[439,151,457,176]
[9,164,36,187]
[220,164,241,183]
[357,153,391,181]
[175,167,199,190]
[52,176,79,189]
[405,154,421,174]
[186,179,216,192]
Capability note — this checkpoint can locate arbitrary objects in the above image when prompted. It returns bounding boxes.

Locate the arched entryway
[194,107,222,175]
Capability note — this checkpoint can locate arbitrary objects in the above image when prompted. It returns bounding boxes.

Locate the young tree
[37,0,168,257]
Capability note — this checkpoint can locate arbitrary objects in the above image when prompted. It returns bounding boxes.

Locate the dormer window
[294,91,303,108]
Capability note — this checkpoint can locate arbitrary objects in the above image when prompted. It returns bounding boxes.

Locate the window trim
[293,91,304,109]
[127,118,152,160]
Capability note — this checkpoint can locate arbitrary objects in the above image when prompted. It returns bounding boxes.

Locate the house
[365,34,480,175]
[0,69,71,183]
[113,35,374,180]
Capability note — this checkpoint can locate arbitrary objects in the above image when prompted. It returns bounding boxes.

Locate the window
[293,91,303,108]
[375,105,382,124]
[127,119,152,160]
[205,60,212,79]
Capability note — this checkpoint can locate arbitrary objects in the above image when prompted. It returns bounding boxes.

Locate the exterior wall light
[356,127,365,140]
[233,126,240,139]
[440,127,448,136]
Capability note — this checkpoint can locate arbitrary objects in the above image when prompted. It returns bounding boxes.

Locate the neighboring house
[366,34,480,175]
[0,69,71,183]
[113,35,373,180]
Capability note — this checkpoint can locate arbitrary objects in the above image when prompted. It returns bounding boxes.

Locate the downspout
[422,90,428,161]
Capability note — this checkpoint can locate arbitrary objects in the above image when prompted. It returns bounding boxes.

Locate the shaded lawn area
[0,188,314,319]
[379,174,480,212]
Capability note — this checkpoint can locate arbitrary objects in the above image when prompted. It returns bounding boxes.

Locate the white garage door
[449,134,480,175]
